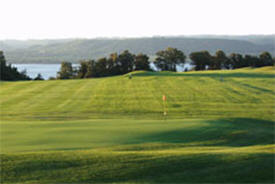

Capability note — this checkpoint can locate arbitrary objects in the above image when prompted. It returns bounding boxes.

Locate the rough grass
[0,67,274,183]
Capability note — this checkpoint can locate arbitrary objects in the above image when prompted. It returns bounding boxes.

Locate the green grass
[0,67,274,183]
[0,67,274,120]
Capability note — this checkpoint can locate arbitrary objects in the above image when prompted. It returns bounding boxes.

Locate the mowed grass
[1,118,274,183]
[0,67,275,183]
[0,67,274,120]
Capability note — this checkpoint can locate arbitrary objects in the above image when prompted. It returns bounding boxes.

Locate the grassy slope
[0,67,274,120]
[0,67,275,183]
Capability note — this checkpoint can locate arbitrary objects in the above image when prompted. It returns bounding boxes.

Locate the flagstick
[163,100,167,116]
[162,95,167,120]
[163,100,166,120]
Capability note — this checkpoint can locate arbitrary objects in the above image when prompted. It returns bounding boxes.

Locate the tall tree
[243,55,259,67]
[108,53,120,75]
[134,53,150,71]
[259,52,273,66]
[0,51,31,81]
[0,51,7,79]
[117,50,135,74]
[229,53,243,69]
[77,61,89,78]
[95,57,109,77]
[85,60,96,78]
[154,47,186,71]
[210,50,228,70]
[57,62,74,79]
[189,51,211,71]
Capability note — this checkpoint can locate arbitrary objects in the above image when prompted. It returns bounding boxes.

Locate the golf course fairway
[0,67,274,183]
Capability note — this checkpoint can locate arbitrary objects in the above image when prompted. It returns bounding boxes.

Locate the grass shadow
[131,118,275,147]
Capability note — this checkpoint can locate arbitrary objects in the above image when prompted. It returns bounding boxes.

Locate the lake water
[13,63,193,80]
[13,64,79,80]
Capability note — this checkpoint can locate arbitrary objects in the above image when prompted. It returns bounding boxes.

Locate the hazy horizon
[1,0,274,40]
[1,34,274,41]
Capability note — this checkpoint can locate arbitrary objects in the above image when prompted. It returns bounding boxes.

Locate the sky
[1,0,274,40]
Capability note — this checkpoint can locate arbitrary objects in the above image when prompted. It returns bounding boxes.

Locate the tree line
[57,50,151,79]
[1,48,274,81]
[57,48,274,79]
[190,50,274,70]
[56,47,190,79]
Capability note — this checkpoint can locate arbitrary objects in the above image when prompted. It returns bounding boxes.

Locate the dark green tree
[0,51,31,81]
[108,53,120,75]
[0,51,8,79]
[134,53,150,71]
[117,50,135,74]
[154,47,186,71]
[95,57,109,77]
[252,55,261,67]
[85,60,96,78]
[259,52,273,66]
[210,50,228,70]
[189,51,211,71]
[77,61,89,78]
[243,55,259,67]
[57,62,74,79]
[229,53,243,69]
